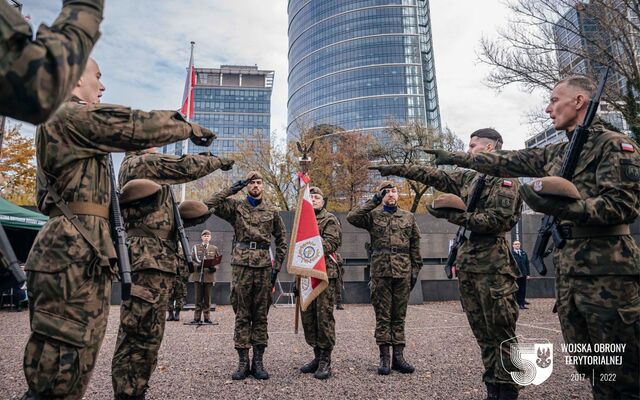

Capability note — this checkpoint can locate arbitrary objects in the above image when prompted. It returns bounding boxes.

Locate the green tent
[0,197,47,230]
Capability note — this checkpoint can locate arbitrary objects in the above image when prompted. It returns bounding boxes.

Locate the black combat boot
[174,310,180,321]
[251,345,270,380]
[300,347,320,373]
[391,345,415,373]
[499,384,519,400]
[378,345,391,375]
[485,383,499,400]
[231,348,250,380]
[336,302,344,310]
[166,310,175,321]
[314,349,332,380]
[115,393,146,400]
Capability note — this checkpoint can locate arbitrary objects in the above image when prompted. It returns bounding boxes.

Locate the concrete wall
[110,212,640,305]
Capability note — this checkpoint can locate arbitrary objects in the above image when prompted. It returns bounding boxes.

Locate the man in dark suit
[511,241,530,309]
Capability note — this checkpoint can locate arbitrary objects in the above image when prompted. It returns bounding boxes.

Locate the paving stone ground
[0,299,593,399]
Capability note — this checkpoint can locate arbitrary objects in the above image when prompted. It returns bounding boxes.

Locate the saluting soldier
[346,180,422,376]
[22,58,215,400]
[299,186,342,380]
[205,171,287,380]
[190,229,220,324]
[424,75,640,400]
[111,148,233,399]
[0,0,104,124]
[371,128,523,400]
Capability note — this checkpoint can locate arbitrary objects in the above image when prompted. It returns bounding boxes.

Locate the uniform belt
[49,202,109,219]
[372,246,410,255]
[127,227,173,240]
[236,241,271,250]
[559,224,630,239]
[468,232,498,240]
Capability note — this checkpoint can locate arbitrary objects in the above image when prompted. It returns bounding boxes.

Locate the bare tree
[370,120,465,212]
[479,0,640,140]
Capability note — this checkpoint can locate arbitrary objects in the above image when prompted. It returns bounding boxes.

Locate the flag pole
[292,140,314,334]
[181,41,195,202]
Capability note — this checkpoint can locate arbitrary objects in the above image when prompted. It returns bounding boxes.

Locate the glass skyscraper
[161,65,274,157]
[287,0,441,138]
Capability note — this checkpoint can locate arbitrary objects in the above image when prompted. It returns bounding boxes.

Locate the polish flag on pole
[180,41,196,120]
[286,172,328,311]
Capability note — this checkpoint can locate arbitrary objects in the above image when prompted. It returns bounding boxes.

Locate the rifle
[530,67,610,276]
[108,155,131,300]
[0,224,26,291]
[169,188,194,274]
[444,174,486,279]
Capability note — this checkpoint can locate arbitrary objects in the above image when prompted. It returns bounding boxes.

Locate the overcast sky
[14,0,550,151]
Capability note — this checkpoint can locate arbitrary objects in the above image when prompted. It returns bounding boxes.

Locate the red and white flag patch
[502,180,513,187]
[621,143,635,152]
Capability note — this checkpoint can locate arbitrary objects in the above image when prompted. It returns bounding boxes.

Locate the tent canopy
[0,197,47,230]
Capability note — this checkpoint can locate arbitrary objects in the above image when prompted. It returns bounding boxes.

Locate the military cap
[178,200,209,220]
[470,128,503,144]
[376,180,396,192]
[432,193,466,211]
[530,176,581,200]
[245,170,264,181]
[309,186,324,197]
[119,179,161,205]
[201,230,211,236]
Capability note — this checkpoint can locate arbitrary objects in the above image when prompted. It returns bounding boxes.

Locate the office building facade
[287,0,441,139]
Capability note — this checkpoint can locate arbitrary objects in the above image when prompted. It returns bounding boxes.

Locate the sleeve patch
[621,143,635,152]
[502,180,513,187]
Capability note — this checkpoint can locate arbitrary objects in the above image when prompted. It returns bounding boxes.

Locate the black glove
[207,267,217,273]
[520,184,585,220]
[182,210,212,228]
[426,204,459,220]
[230,179,249,194]
[270,268,279,288]
[218,157,235,171]
[368,164,405,177]
[410,271,419,290]
[189,123,216,147]
[371,188,388,205]
[419,148,468,166]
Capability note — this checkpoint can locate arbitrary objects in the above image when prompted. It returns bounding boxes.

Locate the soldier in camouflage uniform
[346,180,422,375]
[22,58,215,400]
[0,0,104,124]
[371,129,523,399]
[111,149,233,399]
[425,76,640,400]
[166,262,188,322]
[205,171,287,380]
[300,186,342,379]
[189,229,220,324]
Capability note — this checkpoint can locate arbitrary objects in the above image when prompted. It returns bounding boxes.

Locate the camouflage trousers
[23,261,112,400]
[230,265,272,349]
[112,270,174,397]
[556,274,639,400]
[301,278,336,350]
[458,271,520,386]
[370,275,411,345]
[167,274,187,312]
[194,281,213,320]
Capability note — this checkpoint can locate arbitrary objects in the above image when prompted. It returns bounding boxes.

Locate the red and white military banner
[286,172,328,311]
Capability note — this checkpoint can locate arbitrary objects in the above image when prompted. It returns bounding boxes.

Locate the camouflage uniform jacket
[119,152,225,274]
[26,98,200,273]
[315,208,342,279]
[205,187,287,269]
[458,122,640,276]
[347,201,422,278]
[0,0,103,124]
[189,243,219,283]
[400,165,522,276]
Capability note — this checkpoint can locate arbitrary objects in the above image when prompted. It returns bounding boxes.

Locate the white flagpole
[181,41,195,202]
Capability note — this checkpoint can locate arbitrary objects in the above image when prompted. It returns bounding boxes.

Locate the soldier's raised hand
[368,164,405,177]
[230,179,249,194]
[372,188,388,205]
[418,148,467,166]
[189,123,217,147]
[219,157,235,171]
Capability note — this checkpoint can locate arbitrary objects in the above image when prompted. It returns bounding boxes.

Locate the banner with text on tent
[286,172,328,311]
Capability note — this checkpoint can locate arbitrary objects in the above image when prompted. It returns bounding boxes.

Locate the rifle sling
[49,202,109,219]
[559,224,630,239]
